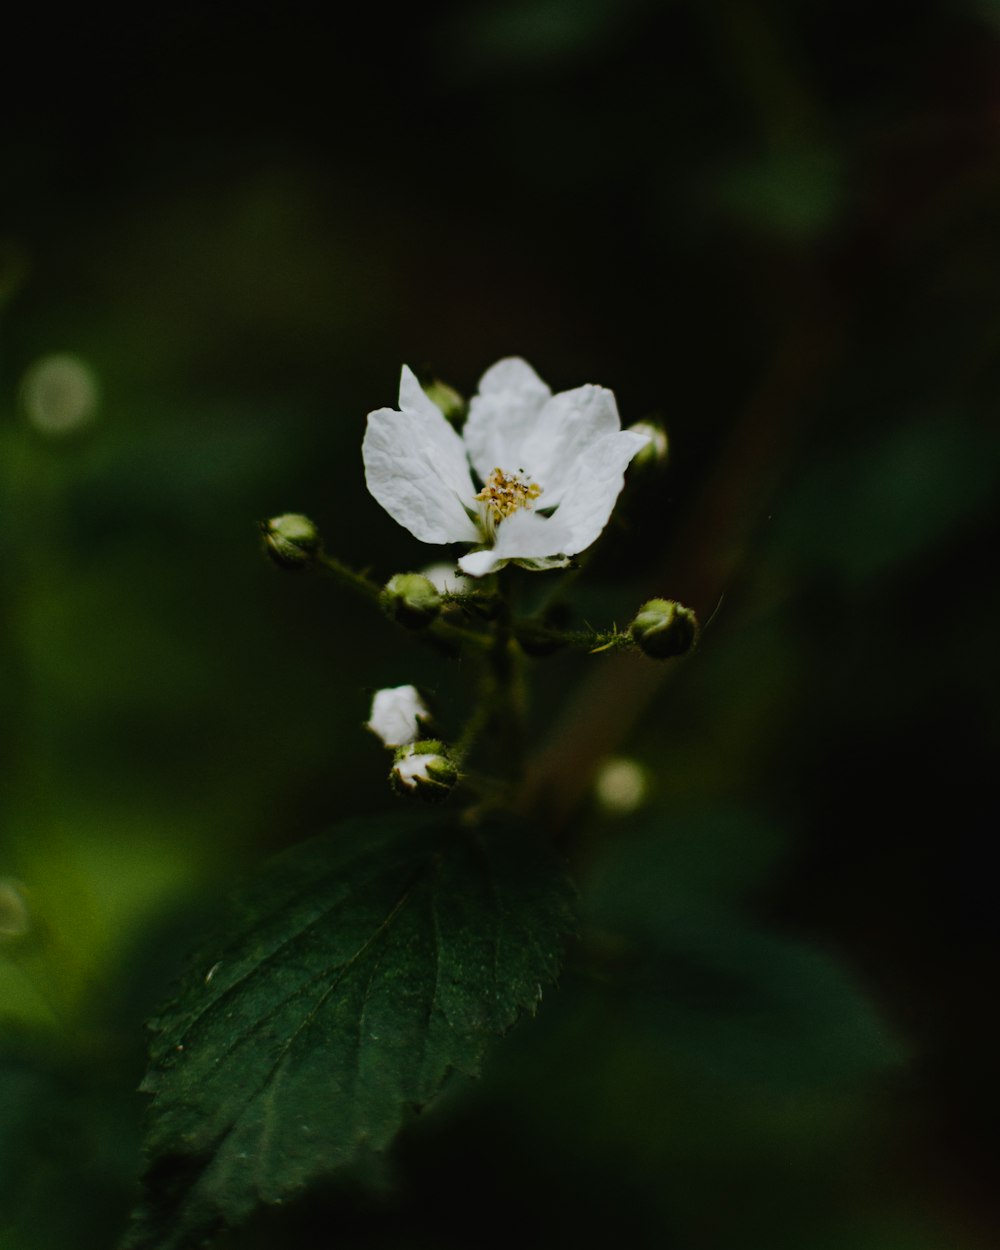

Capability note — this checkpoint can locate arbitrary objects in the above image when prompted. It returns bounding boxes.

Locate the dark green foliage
[126,816,574,1249]
[583,810,901,1097]
[0,1030,141,1250]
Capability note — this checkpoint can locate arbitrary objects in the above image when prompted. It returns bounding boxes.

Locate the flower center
[475,467,542,539]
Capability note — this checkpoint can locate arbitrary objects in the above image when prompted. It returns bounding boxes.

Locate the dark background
[1,3,998,1247]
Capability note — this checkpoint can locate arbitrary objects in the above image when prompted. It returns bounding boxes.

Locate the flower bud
[366,684,432,747]
[627,419,669,468]
[423,379,466,424]
[630,598,699,659]
[261,513,322,570]
[390,741,459,802]
[380,572,442,629]
[0,878,30,941]
[421,563,471,596]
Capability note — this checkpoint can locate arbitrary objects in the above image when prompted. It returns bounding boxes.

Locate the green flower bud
[390,741,459,802]
[380,572,442,629]
[261,513,322,570]
[630,598,699,659]
[423,379,467,424]
[628,419,669,468]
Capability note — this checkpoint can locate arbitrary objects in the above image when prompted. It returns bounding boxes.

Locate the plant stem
[487,580,528,783]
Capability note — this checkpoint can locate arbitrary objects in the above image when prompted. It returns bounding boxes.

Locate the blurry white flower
[362,358,648,578]
[366,684,431,747]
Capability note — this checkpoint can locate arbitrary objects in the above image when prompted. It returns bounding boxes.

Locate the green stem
[512,621,636,655]
[453,700,490,763]
[440,589,501,615]
[316,551,381,603]
[486,581,528,782]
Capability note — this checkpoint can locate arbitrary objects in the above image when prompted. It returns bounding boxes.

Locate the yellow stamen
[475,467,542,538]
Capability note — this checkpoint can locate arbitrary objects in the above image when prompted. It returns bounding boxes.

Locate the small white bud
[390,741,459,802]
[366,685,432,748]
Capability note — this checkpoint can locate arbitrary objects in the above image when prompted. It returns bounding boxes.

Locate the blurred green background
[1,2,998,1247]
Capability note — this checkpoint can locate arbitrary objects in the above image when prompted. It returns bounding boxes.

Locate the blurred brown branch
[522,281,842,831]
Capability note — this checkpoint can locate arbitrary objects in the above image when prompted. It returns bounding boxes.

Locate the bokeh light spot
[21,352,100,435]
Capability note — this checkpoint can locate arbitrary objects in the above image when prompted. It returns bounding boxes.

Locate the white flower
[366,684,431,747]
[362,358,649,578]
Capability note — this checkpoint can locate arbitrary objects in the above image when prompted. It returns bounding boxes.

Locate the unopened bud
[628,419,669,468]
[261,513,321,570]
[381,573,442,629]
[366,684,432,747]
[421,563,471,595]
[390,741,459,802]
[630,598,699,659]
[0,878,30,940]
[423,379,466,424]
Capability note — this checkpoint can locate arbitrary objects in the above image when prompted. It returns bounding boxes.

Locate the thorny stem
[512,621,635,655]
[440,589,501,616]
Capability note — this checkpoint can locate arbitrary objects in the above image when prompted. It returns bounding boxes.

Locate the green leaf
[584,815,901,1094]
[125,814,574,1249]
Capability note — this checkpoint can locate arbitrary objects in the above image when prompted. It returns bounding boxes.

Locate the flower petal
[366,684,430,747]
[517,384,623,506]
[363,374,479,544]
[463,357,552,483]
[545,429,648,555]
[457,548,504,578]
[398,364,449,423]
